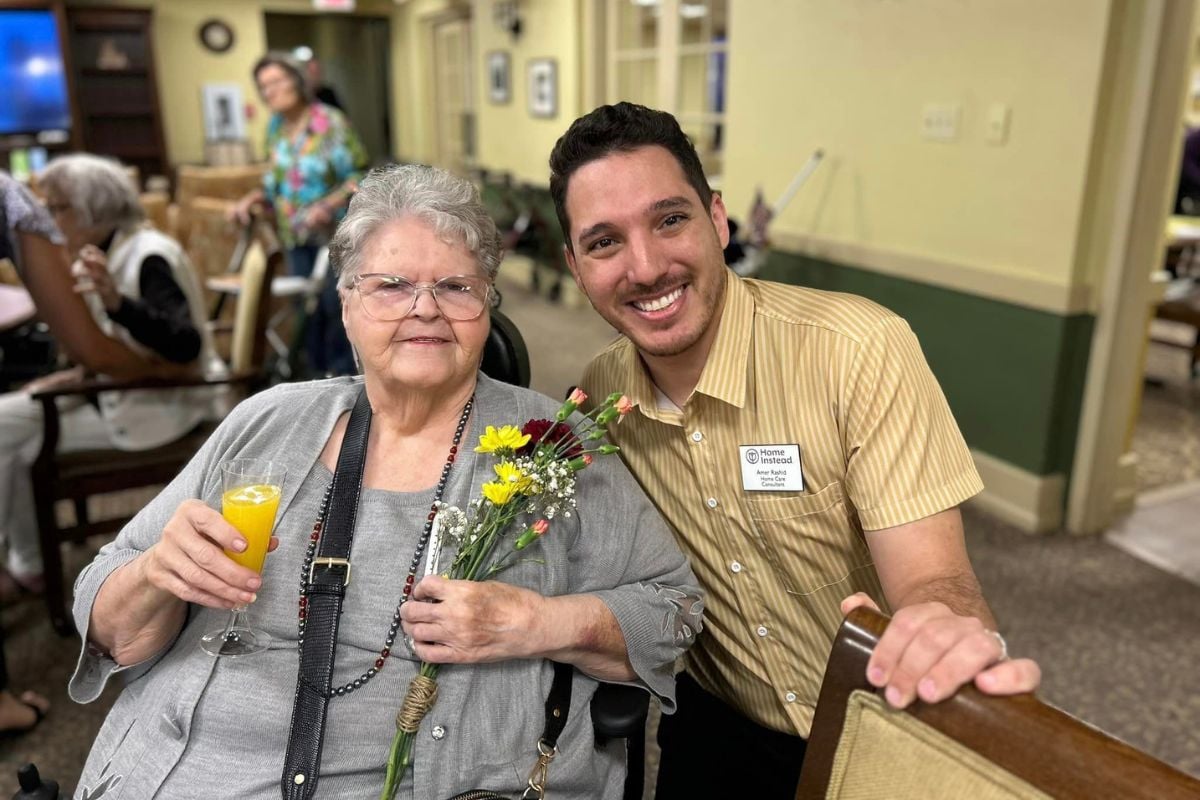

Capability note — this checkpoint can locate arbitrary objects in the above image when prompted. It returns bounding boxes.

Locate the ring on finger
[986,629,1009,662]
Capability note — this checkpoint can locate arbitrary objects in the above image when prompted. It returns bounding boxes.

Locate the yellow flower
[482,480,518,506]
[474,425,531,454]
[493,462,533,494]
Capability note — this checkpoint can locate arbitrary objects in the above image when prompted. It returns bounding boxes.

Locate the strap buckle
[309,557,352,587]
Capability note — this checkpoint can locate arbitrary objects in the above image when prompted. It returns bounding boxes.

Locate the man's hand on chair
[841,593,1042,709]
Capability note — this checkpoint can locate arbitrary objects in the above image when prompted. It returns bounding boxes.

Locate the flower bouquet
[380,389,632,799]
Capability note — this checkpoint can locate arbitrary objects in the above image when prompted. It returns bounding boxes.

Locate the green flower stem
[379,415,625,799]
[459,503,519,580]
[380,661,442,800]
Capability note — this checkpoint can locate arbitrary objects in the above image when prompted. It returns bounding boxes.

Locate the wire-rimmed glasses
[352,274,492,321]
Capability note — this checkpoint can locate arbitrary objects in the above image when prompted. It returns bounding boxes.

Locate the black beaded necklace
[296,395,474,698]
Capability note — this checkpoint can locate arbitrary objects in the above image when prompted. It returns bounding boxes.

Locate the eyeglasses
[256,76,294,94]
[352,273,492,322]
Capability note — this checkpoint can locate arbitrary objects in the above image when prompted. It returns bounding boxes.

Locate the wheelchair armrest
[591,682,650,741]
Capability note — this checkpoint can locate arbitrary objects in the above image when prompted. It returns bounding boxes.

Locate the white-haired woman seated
[0,154,223,597]
[70,164,702,798]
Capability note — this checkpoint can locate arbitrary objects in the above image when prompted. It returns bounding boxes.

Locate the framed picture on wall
[487,51,511,104]
[201,82,246,142]
[527,58,557,118]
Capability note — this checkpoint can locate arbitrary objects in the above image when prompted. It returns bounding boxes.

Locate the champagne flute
[200,459,286,657]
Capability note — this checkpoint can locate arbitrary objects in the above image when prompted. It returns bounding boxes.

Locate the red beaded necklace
[296,395,474,698]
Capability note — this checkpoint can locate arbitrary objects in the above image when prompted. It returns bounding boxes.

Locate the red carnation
[518,418,583,458]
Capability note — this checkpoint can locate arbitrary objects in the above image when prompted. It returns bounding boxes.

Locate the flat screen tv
[0,9,71,136]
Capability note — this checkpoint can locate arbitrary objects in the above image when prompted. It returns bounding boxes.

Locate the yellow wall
[722,0,1112,292]
[472,0,582,184]
[65,0,1123,298]
[67,0,391,167]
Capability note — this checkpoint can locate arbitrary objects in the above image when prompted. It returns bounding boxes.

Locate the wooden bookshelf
[65,6,167,185]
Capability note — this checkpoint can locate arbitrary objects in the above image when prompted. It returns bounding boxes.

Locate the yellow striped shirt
[581,274,983,736]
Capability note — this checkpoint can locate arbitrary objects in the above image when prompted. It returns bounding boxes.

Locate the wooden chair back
[796,607,1200,800]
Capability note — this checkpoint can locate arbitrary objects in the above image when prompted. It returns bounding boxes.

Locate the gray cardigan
[70,375,703,799]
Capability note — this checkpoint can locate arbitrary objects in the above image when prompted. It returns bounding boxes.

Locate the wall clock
[199,19,235,54]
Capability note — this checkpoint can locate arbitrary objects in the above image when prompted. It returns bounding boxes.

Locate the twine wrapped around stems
[396,675,439,734]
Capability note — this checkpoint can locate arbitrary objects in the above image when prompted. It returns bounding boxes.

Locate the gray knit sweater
[69,375,703,799]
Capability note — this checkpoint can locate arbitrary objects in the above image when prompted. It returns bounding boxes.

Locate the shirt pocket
[744,481,873,596]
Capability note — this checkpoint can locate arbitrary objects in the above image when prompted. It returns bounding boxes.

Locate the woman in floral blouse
[232,51,367,376]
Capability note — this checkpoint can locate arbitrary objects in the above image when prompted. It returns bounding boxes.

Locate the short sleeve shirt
[581,274,983,736]
[1,171,61,272]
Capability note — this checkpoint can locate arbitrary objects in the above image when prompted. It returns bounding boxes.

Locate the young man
[549,103,1041,798]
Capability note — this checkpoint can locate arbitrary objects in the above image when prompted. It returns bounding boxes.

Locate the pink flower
[582,454,593,466]
[568,387,588,406]
[615,395,633,416]
[532,519,550,536]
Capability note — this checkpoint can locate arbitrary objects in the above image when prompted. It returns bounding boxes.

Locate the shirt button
[706,497,719,509]
[756,625,769,638]
[161,713,184,739]
[691,431,703,443]
[730,561,742,574]
[431,725,446,740]
[785,691,797,703]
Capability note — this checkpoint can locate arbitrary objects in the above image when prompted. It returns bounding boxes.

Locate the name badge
[739,444,804,492]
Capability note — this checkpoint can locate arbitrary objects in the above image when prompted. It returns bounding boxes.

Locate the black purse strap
[446,662,574,800]
[282,388,372,799]
[279,388,575,799]
[542,661,573,748]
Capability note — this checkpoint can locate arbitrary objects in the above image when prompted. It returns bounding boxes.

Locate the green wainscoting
[756,251,1094,478]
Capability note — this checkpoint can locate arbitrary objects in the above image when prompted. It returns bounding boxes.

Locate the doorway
[429,13,474,173]
[1068,1,1198,536]
[264,12,393,165]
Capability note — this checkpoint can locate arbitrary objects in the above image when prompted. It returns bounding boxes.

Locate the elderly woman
[0,154,221,597]
[232,51,368,377]
[71,164,702,799]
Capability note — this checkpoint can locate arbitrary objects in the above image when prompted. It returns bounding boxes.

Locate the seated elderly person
[70,164,702,799]
[0,155,222,597]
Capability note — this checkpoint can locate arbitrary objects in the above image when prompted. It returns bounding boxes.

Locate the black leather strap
[542,662,573,749]
[277,387,573,799]
[443,664,573,800]
[281,388,372,799]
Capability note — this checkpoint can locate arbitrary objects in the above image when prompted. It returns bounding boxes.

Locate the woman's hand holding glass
[142,499,274,610]
[199,459,286,656]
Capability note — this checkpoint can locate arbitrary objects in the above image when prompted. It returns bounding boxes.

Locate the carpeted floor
[2,266,1198,797]
[1134,332,1200,492]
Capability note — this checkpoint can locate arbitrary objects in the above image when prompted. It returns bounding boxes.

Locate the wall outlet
[986,102,1011,145]
[921,103,960,142]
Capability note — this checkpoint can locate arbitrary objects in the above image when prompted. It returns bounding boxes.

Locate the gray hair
[38,154,144,231]
[330,163,503,289]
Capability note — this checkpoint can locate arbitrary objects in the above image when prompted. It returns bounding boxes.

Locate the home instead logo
[743,446,795,465]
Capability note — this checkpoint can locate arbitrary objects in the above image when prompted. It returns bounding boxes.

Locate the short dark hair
[549,102,712,252]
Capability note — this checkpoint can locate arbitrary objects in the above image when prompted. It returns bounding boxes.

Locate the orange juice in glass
[221,483,282,572]
[200,459,287,657]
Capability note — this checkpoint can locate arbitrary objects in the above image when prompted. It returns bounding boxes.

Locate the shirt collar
[623,272,754,419]
[693,274,753,409]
